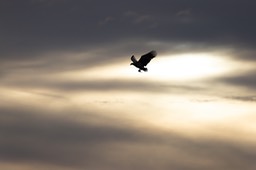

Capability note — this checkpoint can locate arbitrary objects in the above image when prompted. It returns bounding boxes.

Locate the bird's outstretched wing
[138,51,156,66]
[131,55,137,63]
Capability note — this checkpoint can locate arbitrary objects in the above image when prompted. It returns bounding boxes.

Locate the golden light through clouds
[149,53,232,81]
[59,52,238,82]
[1,49,256,170]
[42,51,256,142]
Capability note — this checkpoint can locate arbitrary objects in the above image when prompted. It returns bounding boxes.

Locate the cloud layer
[1,1,256,169]
[1,106,256,170]
[1,0,256,61]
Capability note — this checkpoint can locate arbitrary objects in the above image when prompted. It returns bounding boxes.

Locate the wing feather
[131,55,137,63]
[138,51,156,66]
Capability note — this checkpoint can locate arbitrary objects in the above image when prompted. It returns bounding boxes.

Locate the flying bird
[130,50,157,72]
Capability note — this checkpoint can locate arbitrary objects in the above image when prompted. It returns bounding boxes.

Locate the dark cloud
[0,63,207,95]
[1,0,256,63]
[0,76,196,94]
[219,70,256,90]
[0,106,256,170]
[0,107,145,168]
[226,96,256,102]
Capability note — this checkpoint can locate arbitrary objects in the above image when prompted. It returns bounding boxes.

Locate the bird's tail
[142,67,148,72]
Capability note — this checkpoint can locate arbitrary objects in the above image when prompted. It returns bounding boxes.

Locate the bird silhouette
[130,50,157,72]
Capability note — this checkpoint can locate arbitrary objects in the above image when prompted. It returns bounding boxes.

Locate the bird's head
[150,50,157,57]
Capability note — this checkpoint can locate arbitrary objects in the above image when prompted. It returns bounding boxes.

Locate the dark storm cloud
[1,106,256,170]
[1,0,256,63]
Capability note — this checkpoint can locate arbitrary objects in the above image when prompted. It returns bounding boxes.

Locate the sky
[1,0,256,169]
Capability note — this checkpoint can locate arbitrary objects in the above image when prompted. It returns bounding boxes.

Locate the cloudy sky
[1,0,256,169]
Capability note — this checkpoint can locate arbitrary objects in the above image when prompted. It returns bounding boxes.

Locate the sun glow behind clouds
[59,52,236,82]
[147,53,234,81]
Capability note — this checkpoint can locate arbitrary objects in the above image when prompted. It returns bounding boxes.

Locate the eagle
[130,50,157,72]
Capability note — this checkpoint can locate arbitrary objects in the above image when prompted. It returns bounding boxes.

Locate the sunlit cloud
[55,51,250,82]
[148,53,233,81]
